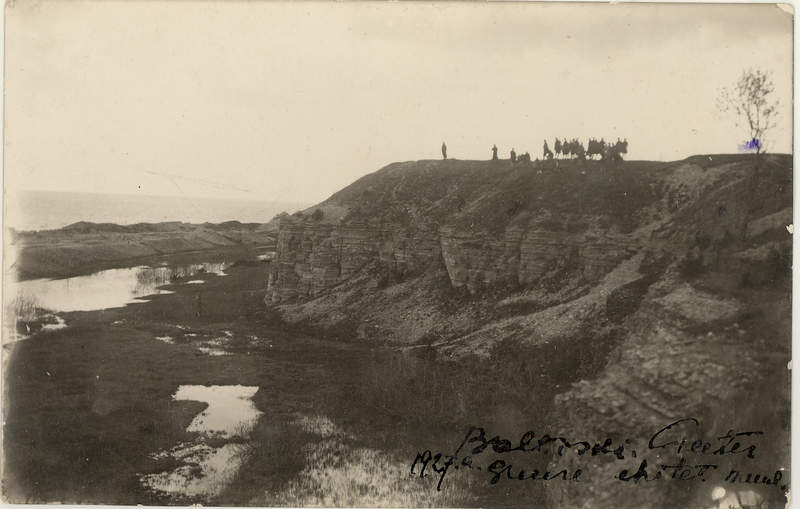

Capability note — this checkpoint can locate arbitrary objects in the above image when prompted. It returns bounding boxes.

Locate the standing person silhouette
[491,144,498,160]
[510,148,517,162]
[441,142,447,160]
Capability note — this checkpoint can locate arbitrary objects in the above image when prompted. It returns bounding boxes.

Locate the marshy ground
[2,248,560,506]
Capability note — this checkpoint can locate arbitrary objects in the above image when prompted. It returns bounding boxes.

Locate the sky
[5,1,794,205]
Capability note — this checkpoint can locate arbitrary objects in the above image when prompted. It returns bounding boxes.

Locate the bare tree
[717,69,779,154]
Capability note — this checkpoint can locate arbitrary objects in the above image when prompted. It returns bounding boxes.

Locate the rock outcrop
[266,154,791,508]
[267,158,663,303]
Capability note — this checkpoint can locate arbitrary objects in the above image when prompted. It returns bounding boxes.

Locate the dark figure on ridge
[543,139,553,160]
[441,142,447,160]
[492,144,498,160]
[510,148,517,162]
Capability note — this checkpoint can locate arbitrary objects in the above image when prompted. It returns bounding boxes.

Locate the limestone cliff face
[268,220,442,302]
[267,155,790,325]
[266,157,657,302]
[439,226,638,291]
[267,218,641,303]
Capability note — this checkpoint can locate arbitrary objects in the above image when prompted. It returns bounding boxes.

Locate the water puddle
[41,315,67,331]
[142,442,249,499]
[197,346,230,356]
[197,342,230,355]
[185,280,205,285]
[139,385,262,500]
[6,262,230,313]
[4,313,68,345]
[155,336,175,344]
[195,331,234,356]
[177,385,261,436]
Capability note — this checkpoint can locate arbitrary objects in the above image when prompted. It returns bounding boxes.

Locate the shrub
[311,209,324,221]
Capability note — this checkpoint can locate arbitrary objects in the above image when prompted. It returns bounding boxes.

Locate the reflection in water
[7,262,230,313]
[173,263,228,278]
[139,385,263,499]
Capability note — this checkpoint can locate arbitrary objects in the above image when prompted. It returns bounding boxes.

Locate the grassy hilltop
[318,157,663,232]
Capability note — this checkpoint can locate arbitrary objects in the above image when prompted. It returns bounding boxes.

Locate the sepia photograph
[1,2,793,508]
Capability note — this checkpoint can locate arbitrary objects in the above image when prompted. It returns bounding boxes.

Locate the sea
[6,190,309,231]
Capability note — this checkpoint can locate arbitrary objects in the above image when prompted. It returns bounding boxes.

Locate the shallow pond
[139,385,263,499]
[8,262,230,313]
[177,385,262,437]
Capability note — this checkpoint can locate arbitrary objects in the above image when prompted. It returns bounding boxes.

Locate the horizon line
[13,188,312,206]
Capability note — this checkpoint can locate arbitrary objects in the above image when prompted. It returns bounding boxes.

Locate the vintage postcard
[2,2,793,508]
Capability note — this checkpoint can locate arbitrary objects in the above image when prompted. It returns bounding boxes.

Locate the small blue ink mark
[738,138,761,152]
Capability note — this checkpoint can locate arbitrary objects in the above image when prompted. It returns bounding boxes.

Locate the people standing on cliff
[442,142,447,160]
[491,144,498,160]
[510,148,517,162]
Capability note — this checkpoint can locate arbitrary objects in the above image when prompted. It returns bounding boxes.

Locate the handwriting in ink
[410,419,772,492]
